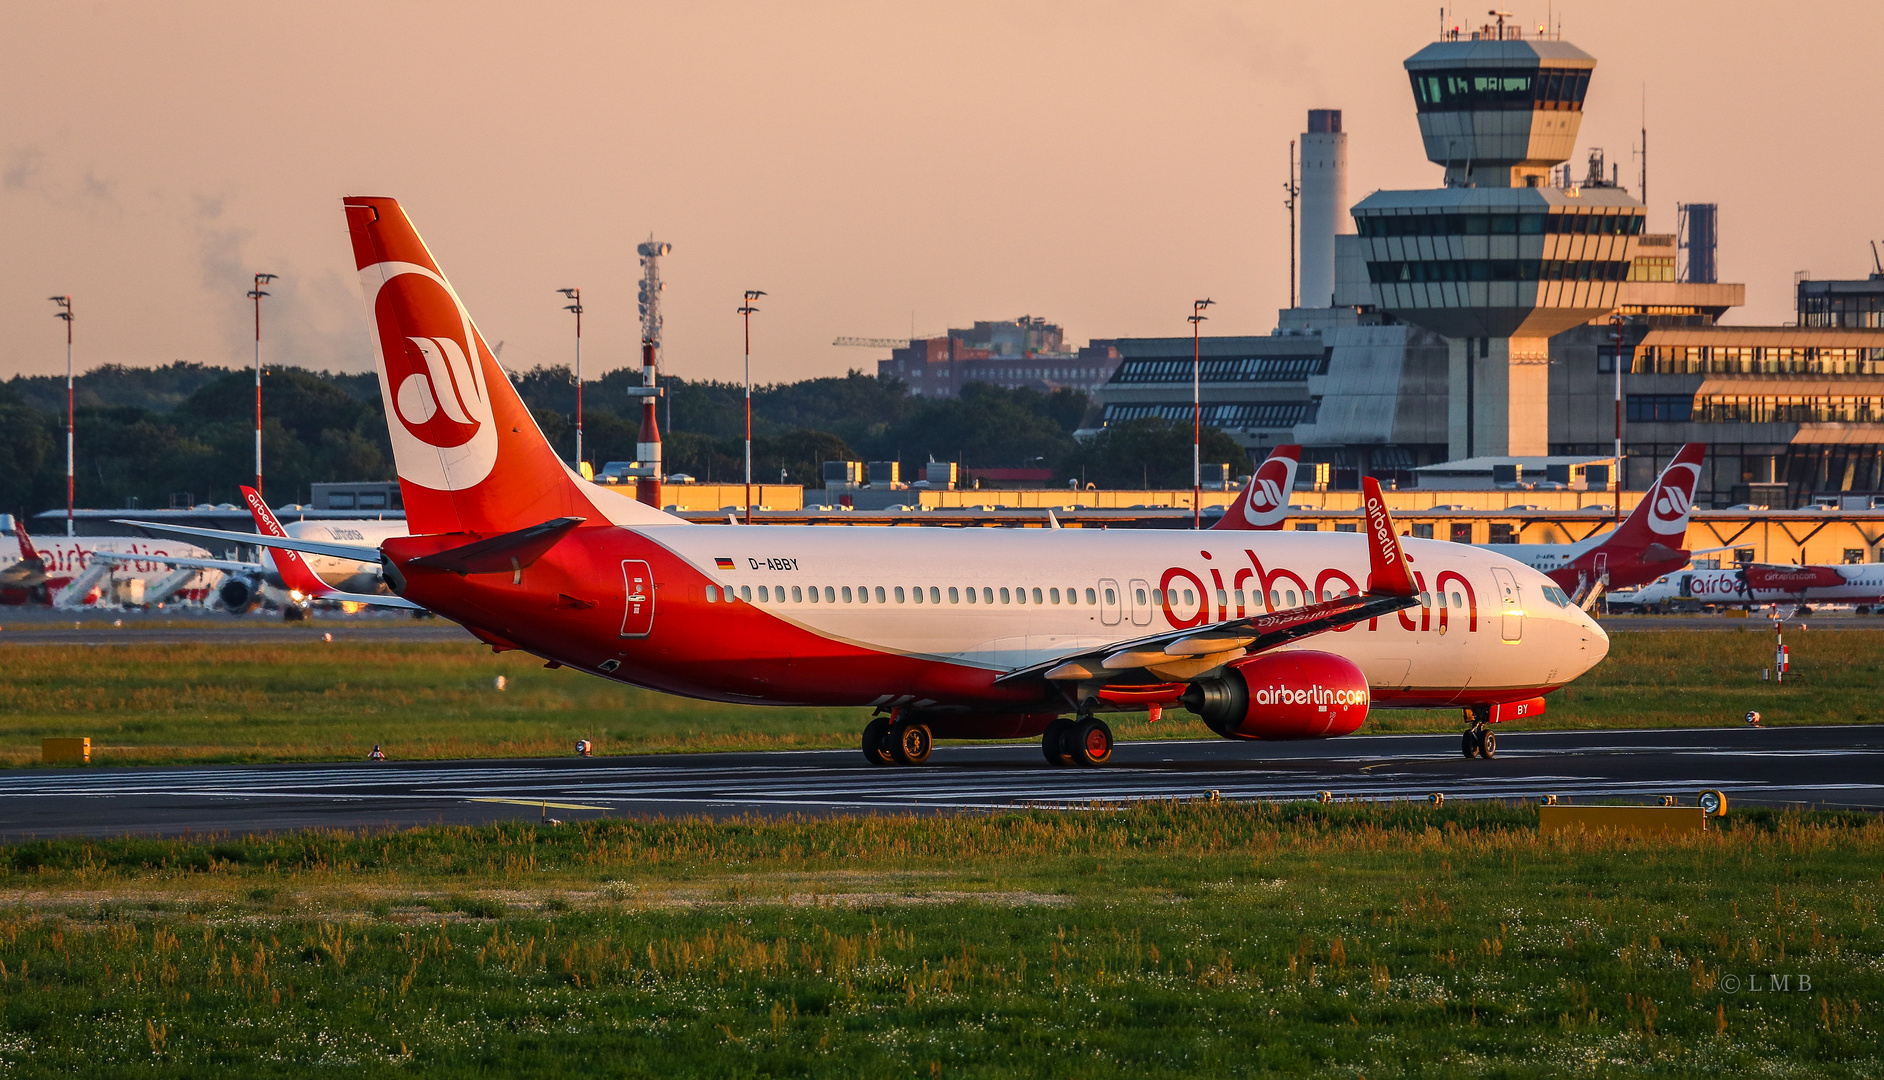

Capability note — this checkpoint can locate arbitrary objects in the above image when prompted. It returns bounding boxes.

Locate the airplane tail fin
[14,520,41,565]
[342,197,681,537]
[1598,443,1705,554]
[1211,445,1301,531]
[241,485,333,598]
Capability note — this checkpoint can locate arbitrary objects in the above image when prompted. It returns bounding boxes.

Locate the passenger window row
[705,584,1107,607]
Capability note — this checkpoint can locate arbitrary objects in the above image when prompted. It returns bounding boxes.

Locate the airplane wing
[0,559,48,588]
[114,520,381,561]
[90,551,261,574]
[997,477,1420,685]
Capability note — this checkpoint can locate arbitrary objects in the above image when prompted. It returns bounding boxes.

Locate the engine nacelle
[218,575,260,614]
[1181,650,1370,740]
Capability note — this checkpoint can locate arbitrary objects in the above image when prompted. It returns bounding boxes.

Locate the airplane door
[1490,567,1522,642]
[1128,578,1152,626]
[620,560,655,638]
[1098,578,1122,626]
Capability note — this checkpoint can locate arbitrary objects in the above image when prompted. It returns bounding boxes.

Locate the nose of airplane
[1576,604,1610,669]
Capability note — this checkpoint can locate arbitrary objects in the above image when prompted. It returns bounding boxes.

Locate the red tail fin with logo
[1600,443,1705,554]
[240,485,332,597]
[1211,445,1301,531]
[343,197,678,537]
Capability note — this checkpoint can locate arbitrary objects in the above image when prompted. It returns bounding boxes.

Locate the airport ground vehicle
[132,197,1609,767]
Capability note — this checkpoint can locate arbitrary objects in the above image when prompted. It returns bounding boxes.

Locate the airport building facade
[1080,24,1884,511]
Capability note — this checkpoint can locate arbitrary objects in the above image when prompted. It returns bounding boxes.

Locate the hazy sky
[3,1,1879,386]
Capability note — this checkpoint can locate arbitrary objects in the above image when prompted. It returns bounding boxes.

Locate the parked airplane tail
[342,197,680,538]
[1597,442,1706,556]
[14,520,41,565]
[1211,445,1301,531]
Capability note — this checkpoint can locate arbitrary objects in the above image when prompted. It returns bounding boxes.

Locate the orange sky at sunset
[2,1,1878,385]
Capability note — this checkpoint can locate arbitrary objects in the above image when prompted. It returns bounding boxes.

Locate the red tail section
[14,520,41,565]
[1599,442,1705,554]
[1211,445,1301,531]
[241,485,332,597]
[343,198,674,537]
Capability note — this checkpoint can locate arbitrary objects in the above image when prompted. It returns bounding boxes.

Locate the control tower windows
[1367,259,1631,284]
[1356,211,1644,238]
[1410,67,1590,112]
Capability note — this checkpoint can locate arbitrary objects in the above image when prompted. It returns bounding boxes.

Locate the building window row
[1355,210,1644,238]
[1626,394,1694,423]
[1692,395,1884,424]
[1627,257,1676,283]
[1111,353,1330,385]
[1367,259,1630,285]
[1409,67,1592,112]
[1103,400,1319,429]
[1632,345,1884,377]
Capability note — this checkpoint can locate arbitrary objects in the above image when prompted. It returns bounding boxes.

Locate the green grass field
[2,628,1880,767]
[0,803,1875,1077]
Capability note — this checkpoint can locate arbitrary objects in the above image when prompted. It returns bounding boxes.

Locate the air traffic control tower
[1351,26,1643,458]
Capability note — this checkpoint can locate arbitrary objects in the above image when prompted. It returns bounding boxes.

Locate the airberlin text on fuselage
[1252,683,1369,707]
[1156,548,1478,633]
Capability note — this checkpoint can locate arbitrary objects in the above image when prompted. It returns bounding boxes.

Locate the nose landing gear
[1461,705,1497,760]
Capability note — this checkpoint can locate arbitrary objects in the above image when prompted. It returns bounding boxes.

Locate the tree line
[0,363,1248,518]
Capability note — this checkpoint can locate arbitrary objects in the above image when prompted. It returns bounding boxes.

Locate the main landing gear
[861,714,932,767]
[1041,711,1113,768]
[1461,705,1497,760]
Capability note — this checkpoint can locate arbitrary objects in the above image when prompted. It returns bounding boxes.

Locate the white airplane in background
[1622,561,1884,612]
[109,504,407,617]
[130,196,1610,768]
[1,521,214,608]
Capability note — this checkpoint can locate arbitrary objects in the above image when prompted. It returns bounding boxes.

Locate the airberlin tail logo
[1240,454,1297,526]
[360,261,499,491]
[1647,463,1700,535]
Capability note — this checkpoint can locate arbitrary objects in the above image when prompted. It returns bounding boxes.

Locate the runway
[0,725,1876,839]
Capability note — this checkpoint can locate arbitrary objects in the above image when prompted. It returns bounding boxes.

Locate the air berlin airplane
[1627,562,1884,611]
[131,198,1610,767]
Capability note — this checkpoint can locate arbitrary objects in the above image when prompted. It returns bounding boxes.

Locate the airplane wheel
[1461,731,1478,759]
[1479,730,1497,759]
[861,717,893,766]
[1068,718,1114,768]
[889,721,932,766]
[1041,718,1074,767]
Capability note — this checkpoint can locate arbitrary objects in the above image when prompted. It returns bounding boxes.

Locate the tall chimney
[1299,109,1348,309]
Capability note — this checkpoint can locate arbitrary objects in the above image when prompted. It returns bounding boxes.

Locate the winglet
[241,485,333,598]
[1361,477,1417,597]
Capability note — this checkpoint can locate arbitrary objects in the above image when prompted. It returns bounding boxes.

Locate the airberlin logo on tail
[1252,683,1369,708]
[1647,463,1701,535]
[1239,454,1297,527]
[360,261,498,491]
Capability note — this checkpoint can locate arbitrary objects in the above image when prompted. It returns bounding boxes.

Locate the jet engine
[1180,650,1370,740]
[218,574,261,614]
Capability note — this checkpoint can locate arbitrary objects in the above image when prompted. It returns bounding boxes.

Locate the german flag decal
[714,557,736,571]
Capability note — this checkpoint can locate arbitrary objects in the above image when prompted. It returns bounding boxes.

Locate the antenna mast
[1284,140,1300,309]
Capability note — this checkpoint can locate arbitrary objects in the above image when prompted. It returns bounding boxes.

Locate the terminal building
[1084,20,1884,510]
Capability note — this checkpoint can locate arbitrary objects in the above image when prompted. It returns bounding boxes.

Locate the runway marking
[469,797,613,811]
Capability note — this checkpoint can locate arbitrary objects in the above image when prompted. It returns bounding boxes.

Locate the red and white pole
[635,340,663,509]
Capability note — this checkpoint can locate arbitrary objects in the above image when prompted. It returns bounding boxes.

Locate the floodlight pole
[739,290,766,524]
[558,288,584,468]
[49,296,74,535]
[1190,298,1214,529]
[247,273,278,496]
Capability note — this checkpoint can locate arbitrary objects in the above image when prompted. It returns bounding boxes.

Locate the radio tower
[632,238,671,508]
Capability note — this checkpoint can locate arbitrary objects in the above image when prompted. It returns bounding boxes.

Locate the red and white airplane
[1,521,214,608]
[129,197,1610,766]
[1480,443,1707,598]
[1624,562,1884,611]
